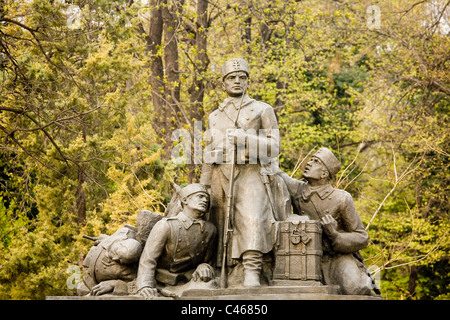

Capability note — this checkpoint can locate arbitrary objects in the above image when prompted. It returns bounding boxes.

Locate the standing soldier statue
[200,58,281,287]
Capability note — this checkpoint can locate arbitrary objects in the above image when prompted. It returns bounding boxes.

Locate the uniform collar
[218,94,254,111]
[302,182,334,201]
[177,212,205,231]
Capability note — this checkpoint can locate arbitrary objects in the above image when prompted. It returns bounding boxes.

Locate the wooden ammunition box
[273,220,322,281]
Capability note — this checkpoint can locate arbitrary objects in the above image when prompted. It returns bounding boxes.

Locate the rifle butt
[220,244,228,288]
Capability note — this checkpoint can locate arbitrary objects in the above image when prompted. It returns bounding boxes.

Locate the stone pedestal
[47,280,382,300]
[178,283,381,300]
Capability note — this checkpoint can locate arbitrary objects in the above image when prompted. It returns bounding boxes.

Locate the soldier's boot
[242,250,262,287]
[244,270,260,287]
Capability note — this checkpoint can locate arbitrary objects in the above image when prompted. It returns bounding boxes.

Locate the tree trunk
[144,0,167,147]
[187,0,209,182]
[188,0,209,123]
[243,13,252,54]
[407,265,418,300]
[162,0,182,130]
[75,166,86,226]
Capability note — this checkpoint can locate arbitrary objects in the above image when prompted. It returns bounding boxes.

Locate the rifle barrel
[220,142,237,289]
[82,235,98,241]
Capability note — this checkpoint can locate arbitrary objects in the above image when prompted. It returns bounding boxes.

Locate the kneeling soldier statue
[136,183,217,299]
[280,148,380,296]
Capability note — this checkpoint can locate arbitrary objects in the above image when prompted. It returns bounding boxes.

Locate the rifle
[82,235,98,242]
[220,84,247,289]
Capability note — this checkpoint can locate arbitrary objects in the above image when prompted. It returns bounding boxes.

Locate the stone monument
[49,58,381,300]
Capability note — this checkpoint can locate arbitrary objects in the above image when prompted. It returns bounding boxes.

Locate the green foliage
[0,0,169,298]
[0,224,71,299]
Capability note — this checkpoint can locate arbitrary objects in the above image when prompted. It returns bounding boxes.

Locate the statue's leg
[330,254,373,295]
[242,250,263,287]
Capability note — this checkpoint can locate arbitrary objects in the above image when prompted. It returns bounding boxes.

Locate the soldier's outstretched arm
[136,220,169,293]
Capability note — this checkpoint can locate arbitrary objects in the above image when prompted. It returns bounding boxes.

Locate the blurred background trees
[0,0,448,299]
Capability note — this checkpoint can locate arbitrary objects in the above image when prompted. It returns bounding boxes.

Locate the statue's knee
[331,257,371,295]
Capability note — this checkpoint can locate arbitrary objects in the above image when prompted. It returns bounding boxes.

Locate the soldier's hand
[138,287,159,299]
[320,214,338,237]
[91,280,116,296]
[192,263,215,282]
[227,128,247,145]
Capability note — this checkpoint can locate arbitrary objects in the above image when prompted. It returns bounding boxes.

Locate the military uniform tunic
[200,95,280,264]
[279,173,369,252]
[136,212,217,290]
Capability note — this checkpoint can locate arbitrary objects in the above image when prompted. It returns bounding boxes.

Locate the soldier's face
[223,71,249,97]
[303,157,328,181]
[184,192,210,216]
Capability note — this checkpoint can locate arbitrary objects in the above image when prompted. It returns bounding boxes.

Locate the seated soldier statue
[136,183,217,299]
[280,147,379,296]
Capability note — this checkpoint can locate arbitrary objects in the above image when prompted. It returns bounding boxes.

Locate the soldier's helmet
[178,183,209,200]
[312,147,341,179]
[221,58,249,80]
